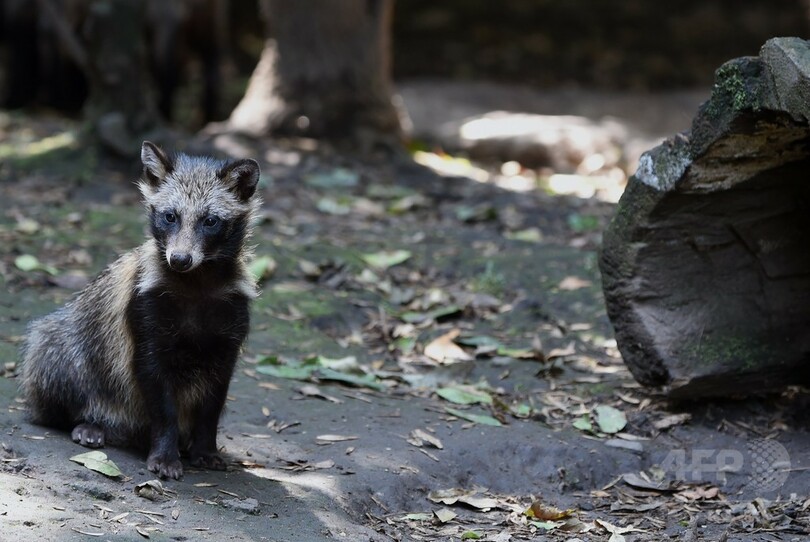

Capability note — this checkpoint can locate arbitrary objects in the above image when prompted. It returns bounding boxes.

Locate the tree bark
[599,37,810,398]
[228,0,402,144]
[82,0,161,155]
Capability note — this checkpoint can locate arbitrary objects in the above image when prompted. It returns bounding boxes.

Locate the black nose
[169,253,193,271]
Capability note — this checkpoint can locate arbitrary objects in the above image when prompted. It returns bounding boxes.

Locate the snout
[168,252,193,272]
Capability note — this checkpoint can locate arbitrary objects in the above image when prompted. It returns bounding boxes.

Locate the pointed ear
[141,141,173,186]
[219,158,260,201]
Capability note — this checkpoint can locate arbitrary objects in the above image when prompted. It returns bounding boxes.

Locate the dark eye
[203,216,219,228]
[164,212,177,223]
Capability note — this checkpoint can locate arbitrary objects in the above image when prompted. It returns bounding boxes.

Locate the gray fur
[19,142,260,449]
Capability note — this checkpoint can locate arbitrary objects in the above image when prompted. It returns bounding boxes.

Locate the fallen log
[599,37,810,398]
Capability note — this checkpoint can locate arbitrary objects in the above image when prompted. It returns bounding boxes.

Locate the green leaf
[248,255,277,283]
[255,356,317,380]
[436,386,493,406]
[454,335,502,348]
[461,531,482,539]
[316,197,352,215]
[573,416,594,433]
[70,451,122,478]
[14,254,57,275]
[595,405,627,434]
[511,403,532,418]
[530,520,564,531]
[567,213,600,232]
[255,364,315,380]
[361,249,412,270]
[504,227,543,243]
[445,407,502,427]
[496,346,536,359]
[310,355,359,371]
[392,336,417,355]
[400,305,461,324]
[315,368,386,391]
[304,168,359,189]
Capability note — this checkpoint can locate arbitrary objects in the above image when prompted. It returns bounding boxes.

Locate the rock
[599,37,810,398]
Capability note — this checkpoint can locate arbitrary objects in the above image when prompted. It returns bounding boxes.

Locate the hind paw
[190,451,228,471]
[71,423,105,448]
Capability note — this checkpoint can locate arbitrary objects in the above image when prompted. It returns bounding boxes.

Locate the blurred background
[1,0,809,202]
[2,0,807,126]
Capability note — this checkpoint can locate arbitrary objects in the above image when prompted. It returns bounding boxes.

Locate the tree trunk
[82,0,161,155]
[228,0,402,144]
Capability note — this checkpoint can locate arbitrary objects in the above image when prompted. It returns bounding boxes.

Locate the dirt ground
[1,84,809,542]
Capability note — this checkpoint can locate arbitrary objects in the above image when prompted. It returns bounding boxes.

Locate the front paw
[190,451,228,471]
[147,452,183,479]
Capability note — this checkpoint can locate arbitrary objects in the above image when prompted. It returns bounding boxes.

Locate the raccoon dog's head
[138,141,261,273]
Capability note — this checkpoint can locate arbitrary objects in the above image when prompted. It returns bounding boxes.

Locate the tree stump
[599,37,810,398]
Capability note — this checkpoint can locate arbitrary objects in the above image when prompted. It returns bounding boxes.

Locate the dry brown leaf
[424,329,473,363]
[316,434,359,443]
[557,276,593,291]
[409,428,444,450]
[678,485,720,501]
[298,384,343,404]
[525,500,576,521]
[653,413,691,430]
[546,342,576,360]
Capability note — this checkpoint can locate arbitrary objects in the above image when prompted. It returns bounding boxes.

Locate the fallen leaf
[409,429,444,449]
[436,385,492,406]
[434,508,457,523]
[304,167,359,188]
[595,405,627,434]
[525,500,575,521]
[316,434,359,443]
[546,342,575,359]
[316,197,352,215]
[70,451,122,478]
[425,329,473,363]
[400,305,462,325]
[653,413,691,431]
[557,276,593,291]
[595,518,645,542]
[461,530,482,539]
[134,480,165,501]
[315,368,386,391]
[248,255,277,283]
[621,472,676,492]
[572,416,594,433]
[504,228,542,243]
[604,439,643,452]
[298,260,322,278]
[678,485,720,501]
[14,254,58,275]
[298,384,343,403]
[361,249,412,270]
[445,407,502,427]
[15,218,40,234]
[402,512,432,521]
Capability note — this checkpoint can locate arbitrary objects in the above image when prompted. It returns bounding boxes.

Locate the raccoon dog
[19,141,261,479]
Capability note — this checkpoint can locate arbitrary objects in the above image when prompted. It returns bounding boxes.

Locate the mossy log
[600,37,810,398]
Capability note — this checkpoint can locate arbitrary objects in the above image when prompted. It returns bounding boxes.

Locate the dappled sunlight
[246,467,342,500]
[412,146,627,202]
